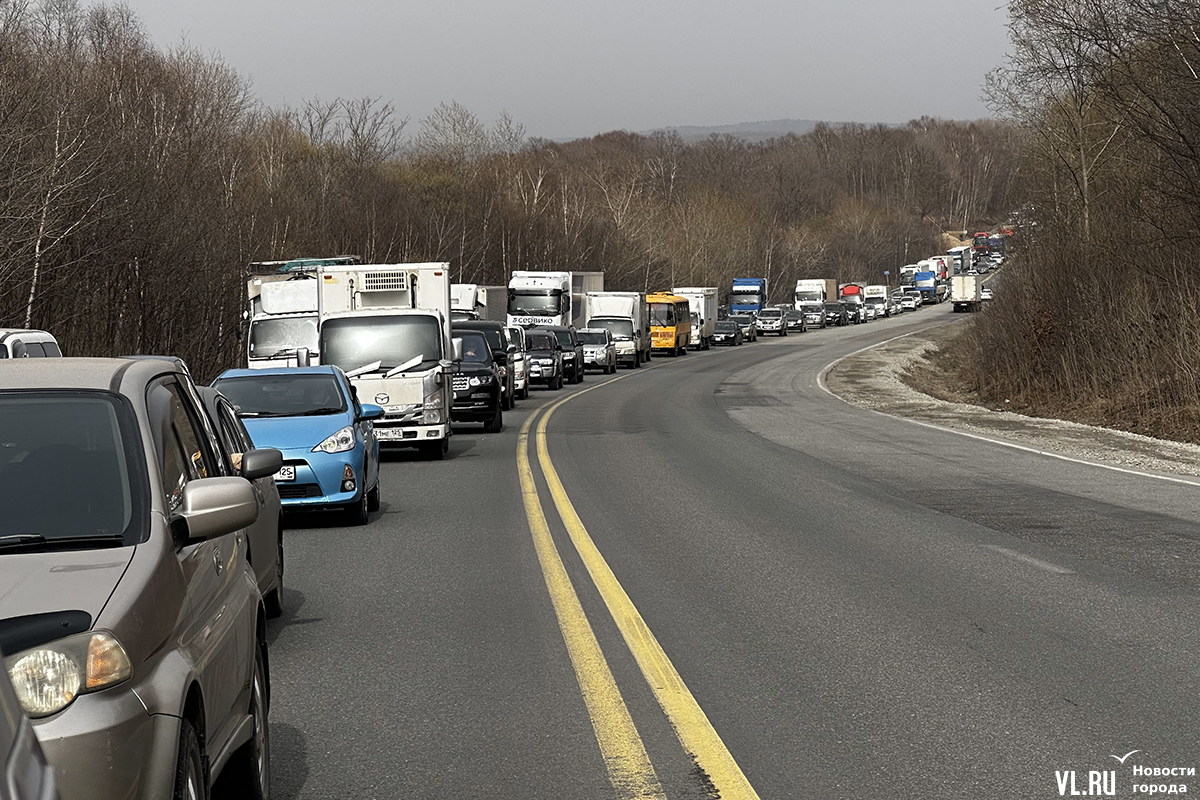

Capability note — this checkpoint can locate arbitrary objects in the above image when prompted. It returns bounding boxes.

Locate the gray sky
[120,0,1011,140]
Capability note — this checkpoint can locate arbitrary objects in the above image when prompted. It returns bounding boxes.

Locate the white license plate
[376,428,407,440]
[274,466,295,482]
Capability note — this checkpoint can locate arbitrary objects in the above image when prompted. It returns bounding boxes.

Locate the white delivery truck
[672,287,718,350]
[507,271,604,328]
[794,279,836,307]
[245,256,360,368]
[317,263,461,460]
[863,284,891,317]
[946,246,972,275]
[951,275,982,312]
[583,291,650,367]
[450,284,507,321]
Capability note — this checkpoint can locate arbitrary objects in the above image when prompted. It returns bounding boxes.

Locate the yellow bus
[646,292,691,356]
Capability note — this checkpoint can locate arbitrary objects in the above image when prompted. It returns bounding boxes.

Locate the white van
[0,329,63,358]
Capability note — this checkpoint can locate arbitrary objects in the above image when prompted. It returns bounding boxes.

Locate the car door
[150,378,252,758]
[213,395,280,599]
[346,376,379,491]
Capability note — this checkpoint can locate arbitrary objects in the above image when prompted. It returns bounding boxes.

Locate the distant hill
[642,118,858,144]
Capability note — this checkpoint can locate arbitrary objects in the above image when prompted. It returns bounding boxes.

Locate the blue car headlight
[313,425,355,454]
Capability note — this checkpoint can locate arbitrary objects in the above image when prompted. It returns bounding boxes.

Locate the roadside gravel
[824,319,1200,480]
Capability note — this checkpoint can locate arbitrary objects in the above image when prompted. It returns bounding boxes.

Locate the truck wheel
[420,439,447,460]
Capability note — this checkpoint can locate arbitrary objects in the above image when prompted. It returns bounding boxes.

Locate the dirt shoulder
[824,320,1200,479]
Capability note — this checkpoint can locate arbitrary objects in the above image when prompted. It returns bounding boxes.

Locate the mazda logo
[375,393,389,404]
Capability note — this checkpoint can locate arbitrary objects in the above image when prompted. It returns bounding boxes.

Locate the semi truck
[794,278,838,307]
[245,256,360,368]
[672,287,718,350]
[450,284,506,321]
[583,291,651,366]
[988,235,1007,257]
[899,264,920,286]
[951,275,982,312]
[316,263,461,460]
[946,245,972,275]
[730,278,768,314]
[914,271,939,303]
[973,231,991,258]
[507,271,604,328]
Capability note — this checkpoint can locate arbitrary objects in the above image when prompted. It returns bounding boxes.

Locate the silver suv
[0,358,279,800]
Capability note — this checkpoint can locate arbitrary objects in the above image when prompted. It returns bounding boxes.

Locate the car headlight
[6,631,132,718]
[313,425,355,454]
[468,375,494,387]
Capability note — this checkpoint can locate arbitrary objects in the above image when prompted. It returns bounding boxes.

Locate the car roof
[0,356,186,393]
[217,366,343,380]
[452,320,505,330]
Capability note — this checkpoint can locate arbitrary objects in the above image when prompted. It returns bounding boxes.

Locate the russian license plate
[274,465,295,482]
[376,428,406,440]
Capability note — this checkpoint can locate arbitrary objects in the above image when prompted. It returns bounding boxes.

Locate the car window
[151,381,216,513]
[42,341,62,357]
[24,342,46,357]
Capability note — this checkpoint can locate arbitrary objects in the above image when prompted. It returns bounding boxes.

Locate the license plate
[377,428,406,440]
[274,466,295,482]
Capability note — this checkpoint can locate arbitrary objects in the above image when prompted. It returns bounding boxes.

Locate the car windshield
[758,309,782,318]
[731,292,762,305]
[248,315,318,358]
[731,315,752,324]
[588,318,634,339]
[648,303,677,326]
[214,374,348,417]
[824,303,841,311]
[320,315,442,372]
[508,290,562,315]
[715,322,738,331]
[459,334,492,364]
[526,333,556,351]
[551,329,574,348]
[803,304,824,313]
[456,327,504,352]
[577,332,607,345]
[0,393,140,545]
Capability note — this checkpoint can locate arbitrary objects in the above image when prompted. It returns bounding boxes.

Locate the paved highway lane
[263,309,1200,799]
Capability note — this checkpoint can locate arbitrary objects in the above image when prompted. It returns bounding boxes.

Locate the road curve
[264,308,1200,799]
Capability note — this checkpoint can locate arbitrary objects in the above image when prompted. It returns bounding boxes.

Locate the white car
[980,287,994,301]
[900,296,918,311]
[504,325,530,399]
[577,328,618,374]
[0,328,62,358]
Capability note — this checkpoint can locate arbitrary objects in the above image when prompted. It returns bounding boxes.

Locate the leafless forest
[955,0,1200,440]
[0,2,1022,378]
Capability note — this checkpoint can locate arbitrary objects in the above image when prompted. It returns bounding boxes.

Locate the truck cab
[316,263,460,460]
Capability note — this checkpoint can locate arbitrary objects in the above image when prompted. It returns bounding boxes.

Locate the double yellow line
[517,378,760,800]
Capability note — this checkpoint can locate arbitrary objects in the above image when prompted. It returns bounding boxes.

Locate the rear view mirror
[494,351,508,366]
[175,477,258,543]
[241,448,283,481]
[359,403,385,421]
[296,348,311,367]
[451,338,464,362]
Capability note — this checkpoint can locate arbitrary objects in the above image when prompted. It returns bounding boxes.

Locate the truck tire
[420,439,447,460]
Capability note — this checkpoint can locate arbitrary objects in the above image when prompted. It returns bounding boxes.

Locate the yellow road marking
[534,388,762,800]
[516,411,666,800]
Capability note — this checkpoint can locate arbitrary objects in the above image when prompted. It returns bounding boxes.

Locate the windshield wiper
[0,533,126,552]
[385,354,426,378]
[294,407,344,416]
[345,361,383,379]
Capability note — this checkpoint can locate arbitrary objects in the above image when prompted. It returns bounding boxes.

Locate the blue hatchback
[213,366,384,525]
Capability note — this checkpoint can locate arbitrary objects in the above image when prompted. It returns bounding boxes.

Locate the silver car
[577,328,617,374]
[0,359,278,800]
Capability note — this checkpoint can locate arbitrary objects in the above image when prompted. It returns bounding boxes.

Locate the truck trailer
[245,255,361,368]
[951,275,982,312]
[672,287,718,350]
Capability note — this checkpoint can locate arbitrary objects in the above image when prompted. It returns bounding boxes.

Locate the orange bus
[646,292,691,356]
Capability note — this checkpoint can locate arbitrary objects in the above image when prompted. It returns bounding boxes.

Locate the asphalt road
[263,307,1200,799]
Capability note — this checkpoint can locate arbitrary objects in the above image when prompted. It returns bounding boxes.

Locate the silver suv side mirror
[176,477,259,543]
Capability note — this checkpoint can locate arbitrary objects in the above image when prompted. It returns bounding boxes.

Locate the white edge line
[815,323,1200,489]
[982,545,1075,575]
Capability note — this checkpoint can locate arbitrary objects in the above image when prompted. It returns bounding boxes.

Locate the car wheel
[222,643,270,800]
[367,482,380,512]
[484,405,503,433]
[345,488,369,526]
[172,718,207,800]
[576,367,584,384]
[264,525,284,619]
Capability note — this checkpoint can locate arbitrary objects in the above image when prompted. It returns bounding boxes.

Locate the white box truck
[507,271,604,328]
[245,256,360,368]
[583,291,650,367]
[951,275,982,312]
[672,287,718,350]
[450,283,507,321]
[794,279,836,307]
[317,263,461,460]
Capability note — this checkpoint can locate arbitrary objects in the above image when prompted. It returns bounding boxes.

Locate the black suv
[823,302,849,326]
[452,320,516,410]
[450,332,504,432]
[540,325,585,384]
